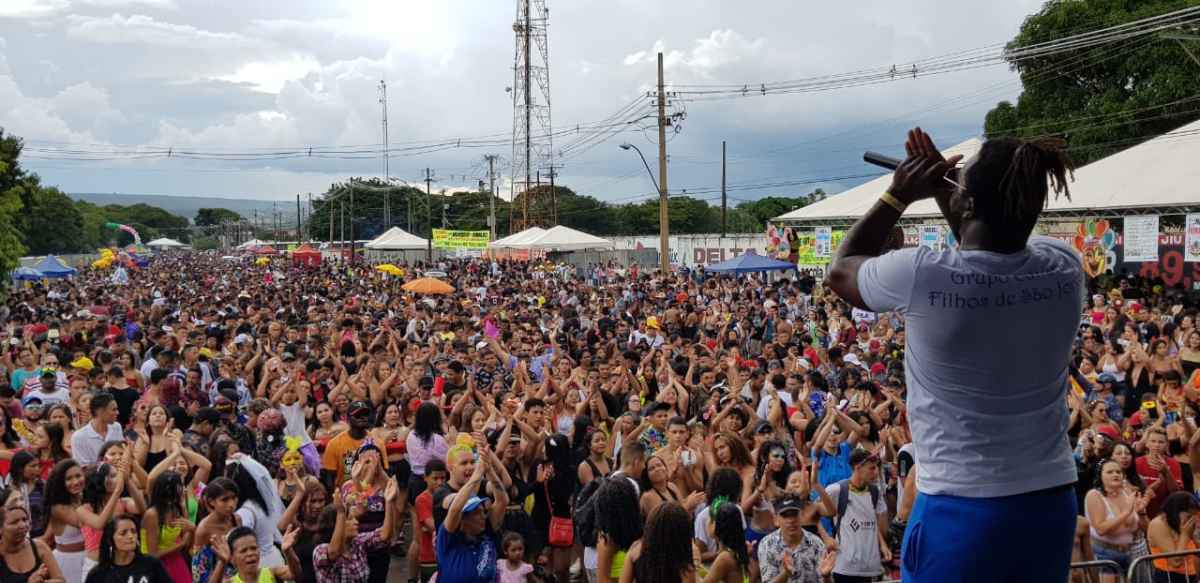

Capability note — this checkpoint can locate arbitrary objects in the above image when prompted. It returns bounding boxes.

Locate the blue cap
[462,496,490,513]
[1097,373,1119,384]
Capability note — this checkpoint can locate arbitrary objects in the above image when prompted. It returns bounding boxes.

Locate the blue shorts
[901,484,1077,583]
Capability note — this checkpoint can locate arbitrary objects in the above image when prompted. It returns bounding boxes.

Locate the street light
[620,142,669,272]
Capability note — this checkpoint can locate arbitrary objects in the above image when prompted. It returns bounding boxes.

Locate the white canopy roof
[145,237,186,248]
[524,225,613,251]
[1042,117,1200,213]
[490,227,546,249]
[236,238,269,249]
[365,227,428,250]
[775,138,982,224]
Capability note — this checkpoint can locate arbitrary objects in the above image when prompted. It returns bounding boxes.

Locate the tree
[23,183,85,254]
[984,0,1200,165]
[195,207,242,226]
[0,129,29,276]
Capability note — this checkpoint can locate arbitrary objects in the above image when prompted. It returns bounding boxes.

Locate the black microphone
[863,151,901,170]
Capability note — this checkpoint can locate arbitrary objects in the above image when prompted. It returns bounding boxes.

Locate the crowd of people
[0,223,1191,583]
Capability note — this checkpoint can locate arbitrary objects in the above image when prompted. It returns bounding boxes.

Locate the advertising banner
[1185,214,1200,262]
[814,227,832,258]
[1123,215,1160,262]
[432,229,489,249]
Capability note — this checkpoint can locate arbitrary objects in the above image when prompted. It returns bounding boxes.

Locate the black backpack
[833,478,880,540]
[573,477,608,548]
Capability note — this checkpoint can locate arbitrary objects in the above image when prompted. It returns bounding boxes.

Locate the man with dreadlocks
[828,128,1082,582]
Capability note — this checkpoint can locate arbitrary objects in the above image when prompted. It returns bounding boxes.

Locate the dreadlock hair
[713,502,750,570]
[963,136,1073,239]
[594,478,642,550]
[632,502,693,583]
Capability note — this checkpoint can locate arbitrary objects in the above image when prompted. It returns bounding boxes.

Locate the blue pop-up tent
[33,255,76,278]
[10,266,43,281]
[704,250,797,274]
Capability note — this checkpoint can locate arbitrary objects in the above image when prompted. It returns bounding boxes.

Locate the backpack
[573,476,608,548]
[833,478,880,540]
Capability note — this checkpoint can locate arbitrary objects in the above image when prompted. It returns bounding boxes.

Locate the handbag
[545,481,574,547]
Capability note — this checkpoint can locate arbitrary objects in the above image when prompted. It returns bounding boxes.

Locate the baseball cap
[234,334,251,345]
[1097,372,1118,384]
[349,400,372,417]
[754,421,774,435]
[40,369,57,379]
[462,496,490,513]
[1095,425,1121,441]
[773,494,806,515]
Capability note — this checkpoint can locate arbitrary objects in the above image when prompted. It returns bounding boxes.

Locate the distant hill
[69,193,300,224]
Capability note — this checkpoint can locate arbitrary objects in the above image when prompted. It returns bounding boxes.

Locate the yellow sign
[432,229,490,249]
[796,230,846,266]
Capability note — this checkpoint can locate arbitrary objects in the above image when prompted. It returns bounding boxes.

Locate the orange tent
[402,277,455,295]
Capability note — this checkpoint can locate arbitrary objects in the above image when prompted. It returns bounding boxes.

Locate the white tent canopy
[1041,117,1200,214]
[490,227,546,249]
[236,239,269,250]
[365,227,428,250]
[146,237,186,248]
[774,138,982,225]
[524,225,613,251]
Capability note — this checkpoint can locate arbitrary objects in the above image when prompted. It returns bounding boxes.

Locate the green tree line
[305,177,825,241]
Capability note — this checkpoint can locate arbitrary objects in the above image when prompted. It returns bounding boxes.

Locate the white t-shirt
[694,505,748,555]
[825,481,887,577]
[279,402,312,446]
[857,236,1083,497]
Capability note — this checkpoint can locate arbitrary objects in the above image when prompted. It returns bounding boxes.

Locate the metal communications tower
[378,79,391,227]
[509,0,553,232]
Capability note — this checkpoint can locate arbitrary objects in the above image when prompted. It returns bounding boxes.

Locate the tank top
[0,541,43,583]
[610,549,627,579]
[57,521,84,546]
[1088,492,1136,545]
[1153,540,1198,574]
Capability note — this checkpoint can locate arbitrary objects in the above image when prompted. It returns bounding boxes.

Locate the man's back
[859,236,1084,497]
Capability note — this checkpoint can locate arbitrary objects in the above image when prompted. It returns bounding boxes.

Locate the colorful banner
[432,229,489,249]
[797,230,846,266]
[814,227,832,258]
[1124,215,1160,262]
[1185,214,1200,263]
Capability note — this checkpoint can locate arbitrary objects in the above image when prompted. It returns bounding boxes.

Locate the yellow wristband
[880,191,907,213]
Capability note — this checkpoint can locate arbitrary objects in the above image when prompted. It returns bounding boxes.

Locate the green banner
[432,229,490,249]
[795,230,846,265]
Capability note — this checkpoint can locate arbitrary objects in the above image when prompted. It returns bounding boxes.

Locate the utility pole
[295,194,302,243]
[306,193,312,242]
[348,183,356,264]
[425,168,435,262]
[272,202,278,241]
[656,51,670,273]
[328,197,334,244]
[441,189,447,228]
[721,140,727,237]
[339,201,345,259]
[546,164,559,225]
[253,209,259,240]
[379,80,391,228]
[485,155,498,240]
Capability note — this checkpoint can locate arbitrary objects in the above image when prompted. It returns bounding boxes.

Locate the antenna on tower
[509,0,553,231]
[378,79,390,227]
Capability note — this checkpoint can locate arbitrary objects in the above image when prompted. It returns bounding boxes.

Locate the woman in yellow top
[141,470,194,582]
[595,479,641,583]
[1146,491,1200,581]
[702,502,751,583]
[206,525,302,583]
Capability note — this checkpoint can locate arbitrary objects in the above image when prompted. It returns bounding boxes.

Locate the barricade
[1070,559,1124,583]
[1128,548,1200,582]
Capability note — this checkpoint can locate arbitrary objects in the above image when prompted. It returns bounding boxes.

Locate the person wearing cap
[23,368,69,409]
[322,400,373,490]
[822,449,891,580]
[757,493,837,583]
[1086,371,1125,424]
[436,445,509,583]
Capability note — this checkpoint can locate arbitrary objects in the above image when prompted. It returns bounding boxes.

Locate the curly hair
[632,502,694,583]
[713,432,753,470]
[754,439,793,490]
[594,478,642,550]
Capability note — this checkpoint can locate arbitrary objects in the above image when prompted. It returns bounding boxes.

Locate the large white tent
[235,238,269,250]
[774,138,982,226]
[490,227,546,248]
[365,227,427,250]
[523,225,613,251]
[146,237,187,249]
[775,119,1200,227]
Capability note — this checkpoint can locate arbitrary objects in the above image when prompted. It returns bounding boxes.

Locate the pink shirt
[404,432,448,476]
[498,560,533,583]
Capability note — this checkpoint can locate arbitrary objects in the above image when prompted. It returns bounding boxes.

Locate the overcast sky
[0,0,1046,205]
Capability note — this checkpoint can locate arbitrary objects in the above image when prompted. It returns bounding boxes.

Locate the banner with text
[1186,214,1200,263]
[814,227,832,258]
[432,229,489,250]
[1123,215,1160,262]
